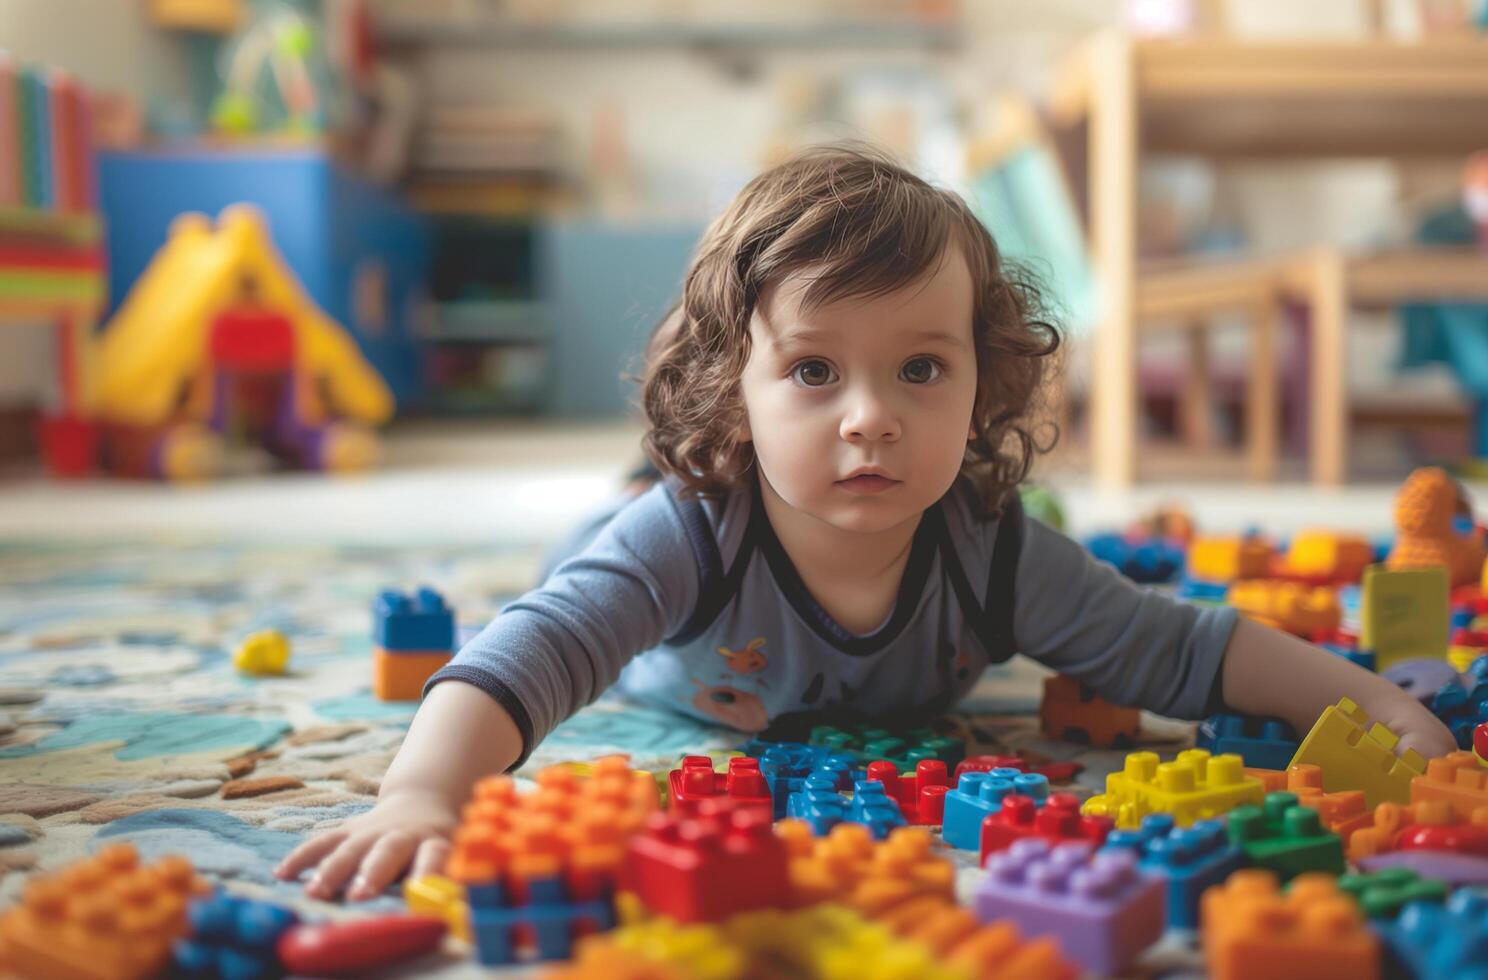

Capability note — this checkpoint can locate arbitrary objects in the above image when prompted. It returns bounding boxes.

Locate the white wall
[0,0,190,404]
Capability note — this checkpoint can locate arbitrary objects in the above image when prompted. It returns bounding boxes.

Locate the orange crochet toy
[1386,467,1486,588]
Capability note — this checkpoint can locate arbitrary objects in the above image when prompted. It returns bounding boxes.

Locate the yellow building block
[1188,536,1274,583]
[404,873,470,943]
[233,628,291,675]
[1360,565,1450,672]
[1283,531,1373,582]
[1081,749,1265,829]
[1288,698,1427,807]
[1226,580,1341,638]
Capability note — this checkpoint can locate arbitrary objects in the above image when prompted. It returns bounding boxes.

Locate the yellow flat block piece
[1288,698,1427,807]
[1080,749,1264,829]
[1188,535,1274,583]
[1450,645,1484,672]
[1360,565,1450,671]
[404,873,470,943]
[1283,531,1373,581]
[372,647,451,701]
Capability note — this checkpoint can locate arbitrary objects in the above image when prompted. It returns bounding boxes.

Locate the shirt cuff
[423,665,537,772]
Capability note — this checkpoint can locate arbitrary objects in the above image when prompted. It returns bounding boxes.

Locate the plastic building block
[372,586,455,651]
[1278,531,1373,584]
[447,755,659,964]
[1412,751,1488,812]
[1376,889,1488,980]
[1347,799,1488,860]
[864,759,949,825]
[404,874,470,943]
[1336,867,1449,920]
[1478,720,1488,766]
[974,839,1164,975]
[1282,763,1373,838]
[668,756,773,817]
[979,792,1111,860]
[1085,532,1183,584]
[1355,849,1488,887]
[1362,564,1451,671]
[372,647,451,701]
[1425,673,1488,749]
[1196,713,1299,770]
[1321,641,1377,671]
[1101,813,1243,929]
[232,628,290,675]
[941,769,1050,850]
[1038,674,1140,748]
[0,843,209,980]
[777,820,955,913]
[1187,534,1274,582]
[1081,749,1265,829]
[277,915,447,976]
[1397,819,1488,855]
[952,753,1082,784]
[754,743,862,818]
[1227,579,1342,637]
[1384,658,1462,705]
[1288,697,1427,806]
[623,797,790,924]
[800,722,966,772]
[786,776,907,840]
[1201,870,1379,980]
[1177,576,1230,601]
[1226,792,1346,880]
[173,892,298,978]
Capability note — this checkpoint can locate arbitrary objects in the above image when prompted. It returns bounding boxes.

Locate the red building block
[667,756,773,817]
[955,755,1027,780]
[623,797,790,923]
[979,793,1114,862]
[865,759,950,825]
[277,915,447,976]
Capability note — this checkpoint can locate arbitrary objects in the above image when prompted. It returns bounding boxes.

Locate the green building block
[805,723,964,771]
[1227,792,1345,880]
[1336,867,1449,919]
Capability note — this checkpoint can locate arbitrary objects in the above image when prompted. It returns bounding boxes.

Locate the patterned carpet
[0,536,1204,977]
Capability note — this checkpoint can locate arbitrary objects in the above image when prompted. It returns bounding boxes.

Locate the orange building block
[0,843,209,980]
[1346,799,1488,860]
[1202,869,1379,980]
[1284,764,1372,838]
[1226,580,1342,637]
[372,647,451,701]
[1411,751,1488,813]
[1039,674,1140,748]
[1188,535,1274,583]
[777,820,955,916]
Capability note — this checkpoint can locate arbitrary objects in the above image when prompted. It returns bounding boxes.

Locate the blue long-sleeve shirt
[427,473,1237,766]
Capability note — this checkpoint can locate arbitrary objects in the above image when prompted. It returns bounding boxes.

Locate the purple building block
[1356,850,1488,888]
[974,839,1165,975]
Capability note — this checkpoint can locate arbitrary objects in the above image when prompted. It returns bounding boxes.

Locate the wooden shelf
[377,16,961,51]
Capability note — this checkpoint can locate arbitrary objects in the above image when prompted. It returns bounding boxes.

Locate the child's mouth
[836,475,899,494]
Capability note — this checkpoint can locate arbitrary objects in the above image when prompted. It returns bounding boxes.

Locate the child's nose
[840,392,901,442]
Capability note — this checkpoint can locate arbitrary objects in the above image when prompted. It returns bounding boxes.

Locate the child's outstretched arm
[275,681,522,900]
[277,480,702,900]
[1220,616,1455,759]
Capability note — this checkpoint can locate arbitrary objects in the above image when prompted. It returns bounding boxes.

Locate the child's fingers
[275,831,347,881]
[411,837,451,879]
[345,830,420,901]
[306,832,379,900]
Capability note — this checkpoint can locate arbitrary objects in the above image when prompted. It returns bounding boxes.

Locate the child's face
[738,245,978,535]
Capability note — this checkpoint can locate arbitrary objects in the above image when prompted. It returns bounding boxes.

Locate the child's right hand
[274,788,460,901]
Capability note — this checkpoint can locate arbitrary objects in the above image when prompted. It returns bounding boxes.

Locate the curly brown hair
[639,142,1060,518]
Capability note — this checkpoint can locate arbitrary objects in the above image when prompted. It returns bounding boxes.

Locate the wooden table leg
[1180,326,1216,451]
[1088,31,1139,489]
[1246,299,1279,481]
[1307,248,1348,486]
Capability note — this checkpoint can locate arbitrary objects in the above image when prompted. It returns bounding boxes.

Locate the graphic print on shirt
[690,679,770,731]
[716,636,769,674]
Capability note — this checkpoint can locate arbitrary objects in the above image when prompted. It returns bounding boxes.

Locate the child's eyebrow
[772,327,966,350]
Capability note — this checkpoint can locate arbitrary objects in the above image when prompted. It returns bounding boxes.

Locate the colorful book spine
[0,53,17,207]
[30,68,53,208]
[49,71,72,212]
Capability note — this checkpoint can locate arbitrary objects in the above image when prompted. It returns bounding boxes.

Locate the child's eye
[791,359,837,387]
[901,357,942,384]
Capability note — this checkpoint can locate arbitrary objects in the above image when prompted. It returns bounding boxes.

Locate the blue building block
[786,775,907,839]
[1176,577,1229,602]
[1377,889,1488,980]
[1101,814,1243,929]
[1195,714,1300,771]
[1085,533,1183,585]
[755,743,863,818]
[467,875,614,966]
[1321,643,1377,672]
[373,587,455,652]
[173,892,299,980]
[1427,677,1488,750]
[942,769,1050,851]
